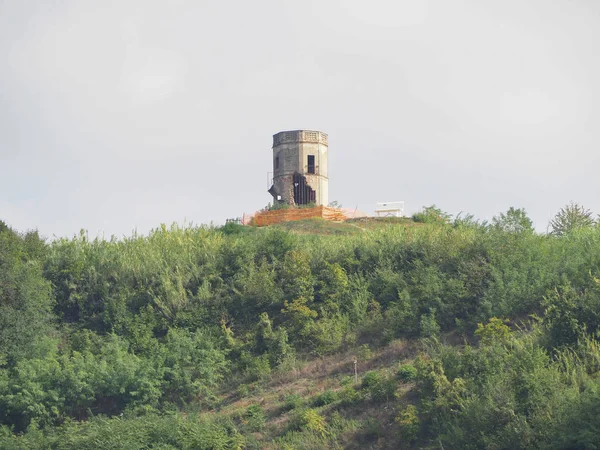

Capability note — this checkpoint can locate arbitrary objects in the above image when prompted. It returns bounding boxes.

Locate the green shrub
[339,375,355,387]
[237,384,250,398]
[241,352,271,382]
[219,221,248,235]
[313,390,338,406]
[244,404,265,432]
[361,370,396,402]
[411,205,451,224]
[371,378,397,403]
[361,371,381,389]
[419,311,440,338]
[293,409,327,437]
[475,317,511,346]
[338,385,362,405]
[396,404,420,444]
[282,393,304,411]
[397,364,417,382]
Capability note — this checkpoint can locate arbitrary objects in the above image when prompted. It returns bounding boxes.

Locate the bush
[361,370,396,403]
[339,385,362,405]
[339,376,355,387]
[419,311,440,338]
[294,409,327,437]
[397,364,417,382]
[241,352,271,382]
[474,317,511,346]
[244,404,265,432]
[313,390,338,406]
[412,205,451,224]
[361,371,381,389]
[396,404,420,445]
[282,393,304,411]
[237,384,250,398]
[219,222,248,235]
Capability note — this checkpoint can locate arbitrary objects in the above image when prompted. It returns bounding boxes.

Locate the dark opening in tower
[293,172,316,205]
[307,155,315,174]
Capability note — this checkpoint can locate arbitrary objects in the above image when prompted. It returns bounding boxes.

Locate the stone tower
[268,130,329,206]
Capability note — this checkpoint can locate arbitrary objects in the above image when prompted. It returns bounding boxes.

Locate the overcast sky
[1,0,599,238]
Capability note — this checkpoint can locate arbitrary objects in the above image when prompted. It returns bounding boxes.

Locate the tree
[0,229,55,365]
[491,207,533,233]
[549,202,594,235]
[0,220,10,234]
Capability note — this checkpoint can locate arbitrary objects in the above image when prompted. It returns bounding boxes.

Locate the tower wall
[270,130,328,206]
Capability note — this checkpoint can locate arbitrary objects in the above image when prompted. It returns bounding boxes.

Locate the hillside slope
[2,214,600,449]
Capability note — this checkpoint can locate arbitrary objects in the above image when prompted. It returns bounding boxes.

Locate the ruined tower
[268,130,328,206]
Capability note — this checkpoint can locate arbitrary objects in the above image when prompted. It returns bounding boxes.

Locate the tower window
[307,155,315,174]
[275,156,279,170]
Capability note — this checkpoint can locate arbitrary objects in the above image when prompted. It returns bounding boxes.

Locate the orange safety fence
[249,206,348,227]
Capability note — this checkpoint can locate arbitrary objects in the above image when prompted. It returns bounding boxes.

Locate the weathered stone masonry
[268,130,329,206]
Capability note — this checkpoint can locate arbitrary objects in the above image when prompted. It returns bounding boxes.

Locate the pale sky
[1,0,599,237]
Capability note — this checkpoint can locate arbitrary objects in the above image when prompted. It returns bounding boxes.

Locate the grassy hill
[3,212,600,449]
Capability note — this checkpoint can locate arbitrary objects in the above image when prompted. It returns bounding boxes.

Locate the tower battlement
[273,130,328,146]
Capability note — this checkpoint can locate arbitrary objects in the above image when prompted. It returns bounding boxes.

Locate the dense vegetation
[2,203,600,449]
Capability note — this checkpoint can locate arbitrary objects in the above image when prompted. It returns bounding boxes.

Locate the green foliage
[243,404,265,432]
[419,310,440,338]
[240,352,271,382]
[475,317,512,346]
[542,282,600,348]
[313,390,338,407]
[254,313,294,366]
[396,404,420,445]
[492,207,534,233]
[282,393,304,411]
[293,408,327,437]
[410,329,600,449]
[338,384,362,405]
[8,207,600,446]
[397,364,417,382]
[0,413,245,450]
[0,229,55,366]
[361,370,381,389]
[338,375,362,405]
[550,201,595,235]
[412,205,451,224]
[218,221,253,236]
[161,328,229,404]
[0,220,10,234]
[0,334,162,431]
[361,370,397,403]
[236,384,250,398]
